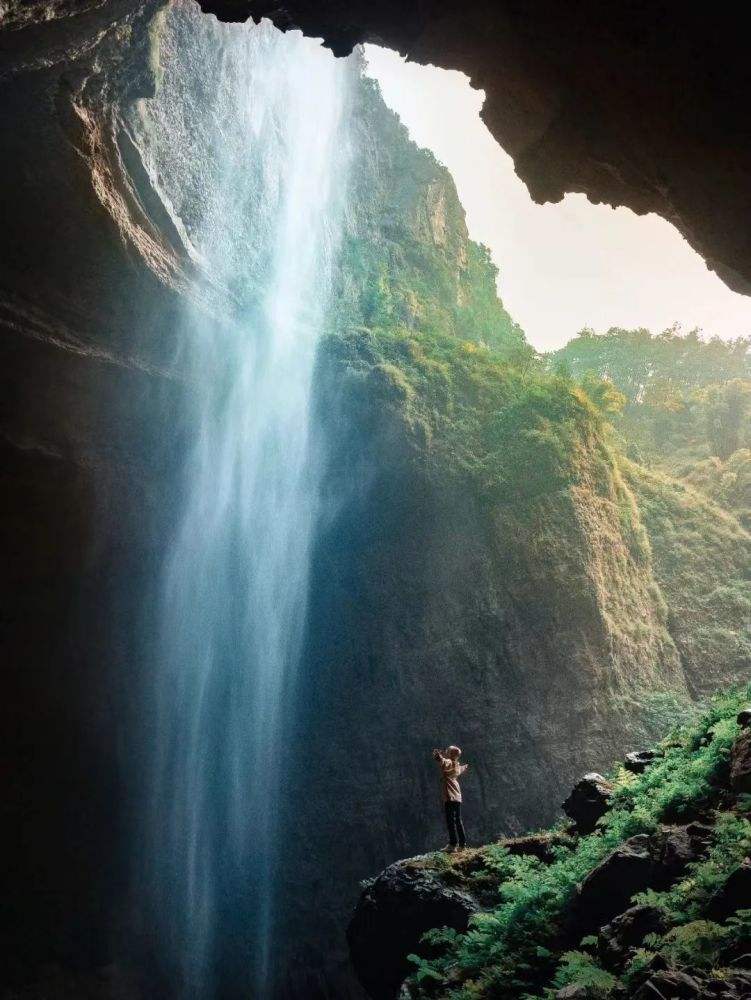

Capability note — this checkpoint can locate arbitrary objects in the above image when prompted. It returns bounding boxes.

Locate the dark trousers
[444,800,466,847]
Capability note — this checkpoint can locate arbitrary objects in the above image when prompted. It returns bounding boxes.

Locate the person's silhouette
[432,745,469,852]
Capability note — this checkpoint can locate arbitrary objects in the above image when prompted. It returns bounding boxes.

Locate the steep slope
[349,687,751,1000]
[550,328,751,693]
[626,465,751,698]
[282,326,695,991]
[334,69,527,356]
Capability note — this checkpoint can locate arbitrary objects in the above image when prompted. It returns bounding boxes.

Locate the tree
[579,371,627,416]
[702,379,751,459]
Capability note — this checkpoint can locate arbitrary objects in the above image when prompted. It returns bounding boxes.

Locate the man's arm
[432,748,449,766]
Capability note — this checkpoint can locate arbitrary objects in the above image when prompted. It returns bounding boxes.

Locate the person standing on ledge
[432,745,469,852]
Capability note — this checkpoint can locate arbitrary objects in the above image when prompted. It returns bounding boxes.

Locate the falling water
[128,4,351,994]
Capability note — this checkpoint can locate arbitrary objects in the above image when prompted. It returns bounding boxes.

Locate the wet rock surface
[625,750,660,774]
[632,970,702,999]
[598,905,667,970]
[571,835,655,932]
[630,968,751,1000]
[347,858,480,1000]
[562,773,614,833]
[650,823,714,887]
[570,822,714,934]
[729,730,751,794]
[706,859,751,921]
[554,987,604,1000]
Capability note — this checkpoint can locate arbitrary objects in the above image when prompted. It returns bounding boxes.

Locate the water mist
[128,5,352,994]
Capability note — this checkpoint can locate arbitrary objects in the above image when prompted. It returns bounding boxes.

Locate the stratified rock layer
[6,2,751,294]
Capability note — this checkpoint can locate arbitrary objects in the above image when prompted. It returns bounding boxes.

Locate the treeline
[551,326,751,466]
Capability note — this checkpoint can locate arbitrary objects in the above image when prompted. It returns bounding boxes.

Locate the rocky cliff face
[332,69,525,357]
[6,1,751,290]
[0,5,526,991]
[0,2,196,991]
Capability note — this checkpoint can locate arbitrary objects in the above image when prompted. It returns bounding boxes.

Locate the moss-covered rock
[335,71,527,357]
[349,687,751,1000]
[625,464,751,697]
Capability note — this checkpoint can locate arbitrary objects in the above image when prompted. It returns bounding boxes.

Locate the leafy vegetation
[625,463,751,694]
[554,326,750,401]
[322,313,751,703]
[401,687,751,1000]
[336,73,528,358]
[325,323,609,507]
[553,326,751,495]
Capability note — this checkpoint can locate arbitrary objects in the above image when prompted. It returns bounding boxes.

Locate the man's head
[446,745,461,760]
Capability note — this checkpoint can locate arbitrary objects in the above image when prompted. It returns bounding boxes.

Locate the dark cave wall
[272,346,686,995]
[0,8,190,985]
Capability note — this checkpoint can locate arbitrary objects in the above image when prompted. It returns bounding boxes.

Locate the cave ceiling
[3,0,751,296]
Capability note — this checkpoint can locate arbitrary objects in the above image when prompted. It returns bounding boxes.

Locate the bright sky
[364,46,751,352]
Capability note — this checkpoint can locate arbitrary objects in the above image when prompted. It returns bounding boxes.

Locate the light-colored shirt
[435,754,467,802]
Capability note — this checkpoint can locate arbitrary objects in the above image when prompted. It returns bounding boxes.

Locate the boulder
[651,823,714,887]
[706,859,751,921]
[719,923,751,968]
[598,904,666,969]
[570,835,655,932]
[626,952,669,993]
[503,831,574,864]
[632,970,701,999]
[562,773,614,833]
[347,858,479,999]
[730,730,751,794]
[625,750,659,774]
[692,970,751,999]
[725,970,751,994]
[555,986,597,1000]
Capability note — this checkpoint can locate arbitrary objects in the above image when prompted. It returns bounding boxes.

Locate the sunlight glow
[364,45,751,352]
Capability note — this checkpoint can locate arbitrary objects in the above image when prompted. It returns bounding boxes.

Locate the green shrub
[404,685,751,1000]
[549,951,618,998]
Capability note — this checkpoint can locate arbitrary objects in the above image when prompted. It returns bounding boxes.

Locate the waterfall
[128,4,352,994]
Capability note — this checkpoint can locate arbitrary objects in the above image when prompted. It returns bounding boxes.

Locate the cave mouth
[362,46,751,353]
[2,2,751,999]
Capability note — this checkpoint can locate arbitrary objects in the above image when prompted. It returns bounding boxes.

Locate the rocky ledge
[347,831,574,999]
[348,696,751,1000]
